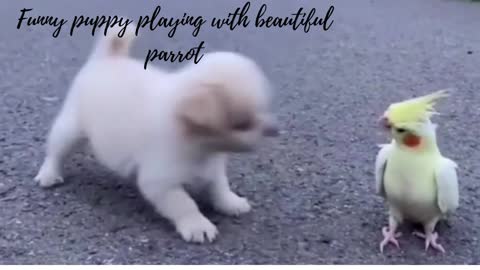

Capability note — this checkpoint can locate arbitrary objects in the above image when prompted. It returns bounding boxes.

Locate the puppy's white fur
[34,25,277,243]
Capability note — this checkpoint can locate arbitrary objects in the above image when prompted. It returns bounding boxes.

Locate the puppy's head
[176,52,278,153]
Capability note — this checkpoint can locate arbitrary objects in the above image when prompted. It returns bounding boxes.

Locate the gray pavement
[1,0,479,264]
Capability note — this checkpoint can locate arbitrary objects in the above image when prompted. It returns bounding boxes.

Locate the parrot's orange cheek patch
[403,134,421,148]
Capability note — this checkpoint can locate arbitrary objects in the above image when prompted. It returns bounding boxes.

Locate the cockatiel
[375,89,459,253]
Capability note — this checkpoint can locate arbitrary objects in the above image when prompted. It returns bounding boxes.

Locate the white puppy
[34,26,278,243]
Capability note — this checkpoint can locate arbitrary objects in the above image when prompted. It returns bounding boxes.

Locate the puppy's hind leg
[34,106,83,187]
[137,163,218,243]
[205,155,251,216]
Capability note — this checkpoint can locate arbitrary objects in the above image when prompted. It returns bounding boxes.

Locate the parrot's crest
[386,89,450,126]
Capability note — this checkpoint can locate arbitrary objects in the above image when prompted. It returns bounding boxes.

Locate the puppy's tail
[90,22,137,59]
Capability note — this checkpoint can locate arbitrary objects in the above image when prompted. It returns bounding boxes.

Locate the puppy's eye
[232,119,253,131]
[396,128,406,133]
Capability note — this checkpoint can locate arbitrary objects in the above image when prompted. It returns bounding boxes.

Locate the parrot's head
[379,89,450,150]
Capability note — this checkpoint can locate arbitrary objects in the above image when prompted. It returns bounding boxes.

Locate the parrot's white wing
[375,142,394,197]
[435,157,459,214]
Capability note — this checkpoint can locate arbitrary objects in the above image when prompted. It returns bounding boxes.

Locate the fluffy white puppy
[34,25,278,243]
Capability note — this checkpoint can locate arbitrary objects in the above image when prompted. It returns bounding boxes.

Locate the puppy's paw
[215,193,251,216]
[176,214,218,243]
[34,163,64,188]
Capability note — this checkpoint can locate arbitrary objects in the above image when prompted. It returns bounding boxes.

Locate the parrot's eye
[396,128,407,133]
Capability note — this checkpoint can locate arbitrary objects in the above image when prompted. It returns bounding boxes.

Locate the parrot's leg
[413,219,445,253]
[380,215,402,253]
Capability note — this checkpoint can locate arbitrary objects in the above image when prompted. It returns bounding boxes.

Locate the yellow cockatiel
[375,90,459,253]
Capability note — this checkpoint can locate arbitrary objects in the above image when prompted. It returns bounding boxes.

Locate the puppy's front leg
[35,105,83,187]
[206,156,251,216]
[137,166,218,243]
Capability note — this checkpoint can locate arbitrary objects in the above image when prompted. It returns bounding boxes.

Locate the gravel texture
[0,0,479,264]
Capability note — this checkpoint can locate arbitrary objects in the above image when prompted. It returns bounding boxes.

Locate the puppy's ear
[177,84,226,136]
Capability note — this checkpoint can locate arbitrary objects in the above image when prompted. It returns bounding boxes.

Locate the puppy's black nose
[263,123,279,137]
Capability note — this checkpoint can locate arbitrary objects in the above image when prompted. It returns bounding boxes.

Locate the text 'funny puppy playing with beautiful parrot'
[375,89,459,253]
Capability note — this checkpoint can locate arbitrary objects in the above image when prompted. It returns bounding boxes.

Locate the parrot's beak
[378,115,391,130]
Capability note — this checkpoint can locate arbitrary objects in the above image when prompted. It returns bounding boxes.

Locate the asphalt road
[1,0,479,265]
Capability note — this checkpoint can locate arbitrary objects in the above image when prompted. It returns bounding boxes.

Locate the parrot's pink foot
[413,231,445,253]
[380,226,402,253]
